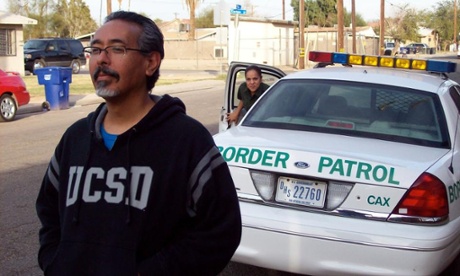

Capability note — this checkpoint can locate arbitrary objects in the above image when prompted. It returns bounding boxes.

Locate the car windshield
[242,79,450,148]
[24,40,48,50]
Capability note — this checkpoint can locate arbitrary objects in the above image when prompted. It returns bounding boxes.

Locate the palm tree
[184,0,203,40]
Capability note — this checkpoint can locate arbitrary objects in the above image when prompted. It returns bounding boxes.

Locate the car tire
[42,101,50,111]
[0,94,17,122]
[32,59,45,75]
[71,59,81,74]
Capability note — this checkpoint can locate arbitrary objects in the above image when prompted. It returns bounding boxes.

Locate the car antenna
[314,62,334,68]
[441,72,449,80]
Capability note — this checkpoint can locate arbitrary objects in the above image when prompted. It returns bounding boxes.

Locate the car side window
[58,41,69,52]
[68,40,84,53]
[232,70,278,109]
[46,41,57,51]
[450,86,460,113]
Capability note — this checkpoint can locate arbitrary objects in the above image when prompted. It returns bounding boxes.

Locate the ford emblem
[294,161,309,169]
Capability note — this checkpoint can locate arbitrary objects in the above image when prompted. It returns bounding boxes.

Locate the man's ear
[146,52,162,76]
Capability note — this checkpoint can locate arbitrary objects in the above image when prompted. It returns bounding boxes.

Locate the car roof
[27,38,78,41]
[283,66,451,93]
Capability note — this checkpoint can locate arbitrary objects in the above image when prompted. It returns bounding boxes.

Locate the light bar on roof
[308,51,456,73]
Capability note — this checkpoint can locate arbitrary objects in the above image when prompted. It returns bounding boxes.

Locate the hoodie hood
[89,94,186,140]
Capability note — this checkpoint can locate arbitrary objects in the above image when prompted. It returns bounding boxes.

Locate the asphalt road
[2,55,460,275]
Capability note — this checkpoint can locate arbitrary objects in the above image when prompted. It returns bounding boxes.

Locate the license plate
[275,177,327,208]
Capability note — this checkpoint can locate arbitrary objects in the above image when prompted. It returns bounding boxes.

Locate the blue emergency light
[308,51,457,73]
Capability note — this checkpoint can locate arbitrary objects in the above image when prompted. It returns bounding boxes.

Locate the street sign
[230,8,247,15]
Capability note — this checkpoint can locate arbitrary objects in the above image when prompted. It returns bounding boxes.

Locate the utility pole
[299,0,305,69]
[282,0,285,20]
[107,0,112,15]
[379,0,385,55]
[337,0,344,52]
[351,0,356,53]
[455,0,458,50]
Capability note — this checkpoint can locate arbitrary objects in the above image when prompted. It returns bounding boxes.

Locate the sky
[0,0,446,25]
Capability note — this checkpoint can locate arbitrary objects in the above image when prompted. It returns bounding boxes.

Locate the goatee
[96,85,120,98]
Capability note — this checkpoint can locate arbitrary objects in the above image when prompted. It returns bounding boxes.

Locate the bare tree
[384,4,419,54]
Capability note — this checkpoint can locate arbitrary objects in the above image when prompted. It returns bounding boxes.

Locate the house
[227,16,297,67]
[76,17,297,69]
[158,18,191,40]
[78,16,297,69]
[75,32,94,47]
[0,11,37,75]
[304,25,380,56]
[418,27,438,49]
[160,20,222,60]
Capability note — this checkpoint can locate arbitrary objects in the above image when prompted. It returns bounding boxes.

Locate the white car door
[218,62,286,133]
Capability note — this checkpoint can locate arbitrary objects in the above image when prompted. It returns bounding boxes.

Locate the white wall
[228,18,295,67]
[0,25,26,75]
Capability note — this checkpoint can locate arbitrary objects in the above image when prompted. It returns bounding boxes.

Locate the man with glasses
[36,11,241,275]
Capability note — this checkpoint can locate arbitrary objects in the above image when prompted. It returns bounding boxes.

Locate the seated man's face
[245,70,262,93]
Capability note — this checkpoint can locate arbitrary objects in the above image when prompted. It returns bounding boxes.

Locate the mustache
[93,66,120,81]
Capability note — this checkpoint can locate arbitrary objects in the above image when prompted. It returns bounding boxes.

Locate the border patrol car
[214,52,460,275]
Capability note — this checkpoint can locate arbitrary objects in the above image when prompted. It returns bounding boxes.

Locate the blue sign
[230,8,247,15]
[236,4,242,10]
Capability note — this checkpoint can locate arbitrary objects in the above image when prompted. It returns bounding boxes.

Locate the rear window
[24,40,47,50]
[68,40,84,53]
[243,79,450,148]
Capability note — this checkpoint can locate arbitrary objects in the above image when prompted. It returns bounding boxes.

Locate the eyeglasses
[83,46,148,57]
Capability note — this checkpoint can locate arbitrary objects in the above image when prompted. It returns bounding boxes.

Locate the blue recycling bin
[35,67,72,110]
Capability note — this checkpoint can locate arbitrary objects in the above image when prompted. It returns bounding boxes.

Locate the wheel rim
[1,96,16,120]
[72,61,80,73]
[34,61,44,70]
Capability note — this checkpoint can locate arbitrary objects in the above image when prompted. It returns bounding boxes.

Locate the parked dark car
[400,43,430,54]
[383,42,395,55]
[0,69,30,122]
[24,38,86,74]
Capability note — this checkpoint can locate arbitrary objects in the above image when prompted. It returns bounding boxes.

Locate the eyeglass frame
[83,46,149,57]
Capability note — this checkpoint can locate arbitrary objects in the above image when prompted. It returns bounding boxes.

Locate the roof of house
[418,27,435,37]
[0,10,37,25]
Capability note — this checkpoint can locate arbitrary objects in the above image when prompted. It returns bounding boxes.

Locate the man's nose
[96,50,110,65]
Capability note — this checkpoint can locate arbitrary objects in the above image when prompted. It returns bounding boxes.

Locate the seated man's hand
[227,111,239,124]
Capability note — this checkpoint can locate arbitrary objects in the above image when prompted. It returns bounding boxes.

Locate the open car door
[218,62,286,133]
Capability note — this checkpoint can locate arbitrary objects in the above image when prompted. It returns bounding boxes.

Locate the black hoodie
[36,94,242,276]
